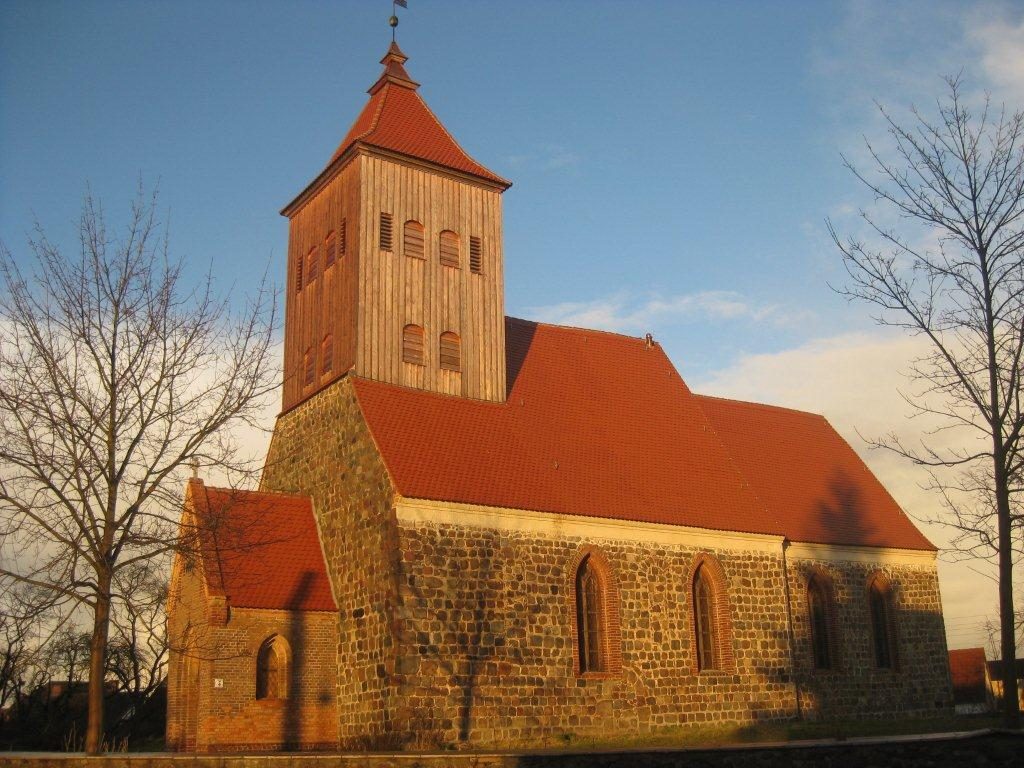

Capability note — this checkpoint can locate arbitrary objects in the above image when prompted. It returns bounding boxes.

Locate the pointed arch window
[439,331,461,372]
[868,576,897,669]
[807,575,834,670]
[575,555,605,673]
[402,324,424,366]
[693,565,718,671]
[404,220,425,260]
[256,636,288,700]
[439,230,460,268]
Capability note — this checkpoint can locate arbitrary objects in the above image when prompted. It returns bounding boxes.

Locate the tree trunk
[996,478,1020,729]
[84,572,112,754]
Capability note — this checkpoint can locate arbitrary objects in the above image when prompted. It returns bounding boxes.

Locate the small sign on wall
[213,678,224,688]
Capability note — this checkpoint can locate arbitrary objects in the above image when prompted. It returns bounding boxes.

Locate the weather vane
[390,0,407,42]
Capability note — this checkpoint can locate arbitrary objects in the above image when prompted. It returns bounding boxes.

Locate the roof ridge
[694,392,827,420]
[201,484,309,500]
[509,315,660,346]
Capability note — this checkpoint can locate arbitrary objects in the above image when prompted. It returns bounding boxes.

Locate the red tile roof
[949,648,988,704]
[329,43,509,188]
[696,395,935,550]
[353,318,935,550]
[188,480,335,612]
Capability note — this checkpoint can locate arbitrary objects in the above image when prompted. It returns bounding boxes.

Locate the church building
[166,41,953,752]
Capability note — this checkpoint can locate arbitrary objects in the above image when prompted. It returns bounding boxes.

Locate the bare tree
[106,562,169,733]
[0,188,278,752]
[829,76,1024,728]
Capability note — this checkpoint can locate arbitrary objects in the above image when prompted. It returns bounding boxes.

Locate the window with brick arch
[575,555,605,673]
[404,220,425,259]
[255,636,288,700]
[439,331,461,372]
[439,230,460,268]
[807,576,833,670]
[693,565,718,671]
[868,578,897,669]
[402,324,424,366]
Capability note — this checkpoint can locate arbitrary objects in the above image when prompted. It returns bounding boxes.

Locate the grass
[545,713,1004,752]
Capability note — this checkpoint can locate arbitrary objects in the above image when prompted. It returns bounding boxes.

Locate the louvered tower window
[303,348,315,386]
[379,212,393,251]
[439,230,460,268]
[402,324,424,366]
[306,246,318,283]
[295,256,303,293]
[404,220,425,259]
[339,219,347,257]
[324,231,336,268]
[320,335,333,375]
[439,331,461,372]
[470,236,483,274]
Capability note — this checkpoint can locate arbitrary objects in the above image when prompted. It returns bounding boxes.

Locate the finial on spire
[369,37,419,94]
[390,0,407,42]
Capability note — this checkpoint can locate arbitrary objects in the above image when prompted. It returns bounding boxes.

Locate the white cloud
[528,289,814,334]
[692,330,1006,651]
[966,10,1024,103]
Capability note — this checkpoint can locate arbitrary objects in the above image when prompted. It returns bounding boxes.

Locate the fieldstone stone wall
[787,556,953,719]
[261,377,401,749]
[388,520,799,748]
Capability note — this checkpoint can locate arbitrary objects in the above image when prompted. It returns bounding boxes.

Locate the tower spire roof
[326,44,510,189]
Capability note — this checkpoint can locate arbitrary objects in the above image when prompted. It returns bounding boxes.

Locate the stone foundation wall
[261,377,401,749]
[5,731,1021,768]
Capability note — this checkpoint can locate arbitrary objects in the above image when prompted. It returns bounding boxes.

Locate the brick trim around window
[567,546,622,678]
[687,552,736,674]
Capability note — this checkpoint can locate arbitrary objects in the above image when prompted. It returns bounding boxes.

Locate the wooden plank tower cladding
[279,42,511,411]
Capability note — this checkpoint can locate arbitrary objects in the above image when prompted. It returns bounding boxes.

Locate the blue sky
[3,0,1024,652]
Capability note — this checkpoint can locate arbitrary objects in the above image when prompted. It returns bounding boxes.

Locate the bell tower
[280,43,511,411]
